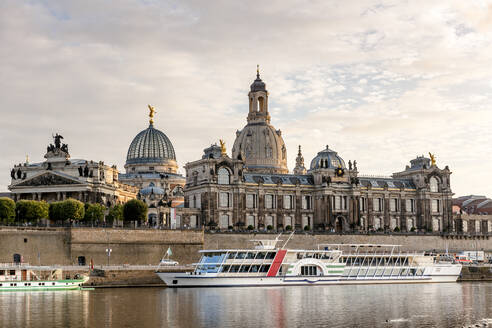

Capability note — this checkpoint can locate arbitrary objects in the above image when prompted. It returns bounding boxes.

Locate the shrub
[228,225,234,230]
[247,225,254,231]
[63,199,85,221]
[123,199,148,223]
[0,197,15,224]
[285,225,292,231]
[393,227,400,232]
[377,227,384,232]
[266,225,273,231]
[410,227,416,232]
[304,225,311,231]
[16,200,49,223]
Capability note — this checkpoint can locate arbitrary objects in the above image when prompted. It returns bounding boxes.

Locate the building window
[246,194,258,209]
[406,199,415,213]
[430,177,439,192]
[432,199,441,213]
[335,196,341,210]
[265,194,275,209]
[373,198,383,212]
[219,215,229,229]
[149,167,154,171]
[218,167,230,185]
[219,192,231,208]
[246,215,255,228]
[359,197,366,211]
[283,195,294,209]
[390,198,398,212]
[302,196,312,210]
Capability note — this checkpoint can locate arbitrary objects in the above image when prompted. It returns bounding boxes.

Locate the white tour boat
[0,264,89,291]
[157,234,462,287]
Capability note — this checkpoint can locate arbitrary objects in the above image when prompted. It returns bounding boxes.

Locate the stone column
[62,192,67,200]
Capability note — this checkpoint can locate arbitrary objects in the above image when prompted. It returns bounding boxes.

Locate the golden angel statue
[148,105,156,124]
[428,152,436,166]
[219,139,226,155]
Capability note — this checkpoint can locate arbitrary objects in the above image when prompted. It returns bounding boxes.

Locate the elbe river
[1,282,491,327]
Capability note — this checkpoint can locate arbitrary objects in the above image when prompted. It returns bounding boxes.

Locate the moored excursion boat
[0,264,89,291]
[157,234,462,287]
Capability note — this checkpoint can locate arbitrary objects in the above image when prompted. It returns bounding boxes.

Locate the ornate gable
[15,173,82,187]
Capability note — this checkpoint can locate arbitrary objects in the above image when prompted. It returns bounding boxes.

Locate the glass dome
[126,124,176,165]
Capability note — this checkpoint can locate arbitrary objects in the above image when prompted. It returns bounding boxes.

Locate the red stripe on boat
[267,249,287,277]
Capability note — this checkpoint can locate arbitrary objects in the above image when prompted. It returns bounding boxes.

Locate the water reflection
[0,283,491,327]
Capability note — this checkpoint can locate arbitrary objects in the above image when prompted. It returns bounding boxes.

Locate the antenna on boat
[281,231,295,249]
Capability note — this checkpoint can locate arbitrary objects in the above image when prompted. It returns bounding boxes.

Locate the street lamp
[106,248,112,267]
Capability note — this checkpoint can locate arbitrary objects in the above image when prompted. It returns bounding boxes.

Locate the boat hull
[157,270,460,288]
[0,277,89,291]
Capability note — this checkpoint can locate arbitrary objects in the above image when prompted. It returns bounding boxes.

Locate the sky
[1,0,491,197]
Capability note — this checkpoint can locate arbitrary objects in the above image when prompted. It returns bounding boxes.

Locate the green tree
[0,197,16,224]
[49,199,84,222]
[107,204,124,224]
[84,203,105,224]
[15,200,49,223]
[62,199,85,221]
[49,202,63,221]
[123,199,148,223]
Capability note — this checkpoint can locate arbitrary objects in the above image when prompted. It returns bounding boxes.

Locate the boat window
[236,252,247,260]
[255,252,266,260]
[239,265,251,273]
[52,282,56,285]
[226,253,236,260]
[259,265,270,273]
[367,268,376,276]
[229,265,240,273]
[358,268,367,276]
[0,283,2,287]
[265,252,276,260]
[375,268,384,276]
[250,265,259,273]
[9,270,15,275]
[301,265,318,276]
[196,253,226,274]
[409,269,416,276]
[0,270,4,275]
[245,252,255,259]
[221,265,230,273]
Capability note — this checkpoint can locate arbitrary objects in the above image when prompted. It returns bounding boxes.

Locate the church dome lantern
[231,67,288,174]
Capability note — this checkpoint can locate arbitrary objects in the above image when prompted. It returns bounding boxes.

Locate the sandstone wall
[0,227,203,266]
[204,233,492,253]
[0,227,70,264]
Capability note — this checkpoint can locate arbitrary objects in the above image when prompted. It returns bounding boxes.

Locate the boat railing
[0,263,31,267]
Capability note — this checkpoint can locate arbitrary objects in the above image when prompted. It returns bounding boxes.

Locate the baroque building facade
[118,106,186,226]
[182,71,455,232]
[8,135,137,205]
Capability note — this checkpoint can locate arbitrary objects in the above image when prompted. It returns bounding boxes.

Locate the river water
[0,282,491,327]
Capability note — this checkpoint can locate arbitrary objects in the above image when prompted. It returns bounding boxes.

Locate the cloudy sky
[1,0,491,196]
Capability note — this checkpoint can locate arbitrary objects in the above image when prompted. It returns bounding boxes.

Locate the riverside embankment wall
[0,227,203,265]
[2,228,491,267]
[204,233,492,253]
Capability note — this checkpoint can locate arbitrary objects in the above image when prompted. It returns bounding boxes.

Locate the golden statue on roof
[219,139,226,155]
[429,152,436,166]
[148,104,156,125]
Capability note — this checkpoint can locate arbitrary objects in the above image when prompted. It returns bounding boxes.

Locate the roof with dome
[126,124,176,165]
[309,145,346,170]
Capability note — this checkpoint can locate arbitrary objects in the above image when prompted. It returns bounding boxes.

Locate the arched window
[430,177,439,192]
[218,167,230,185]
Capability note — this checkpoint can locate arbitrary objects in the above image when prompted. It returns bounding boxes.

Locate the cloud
[0,0,491,197]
